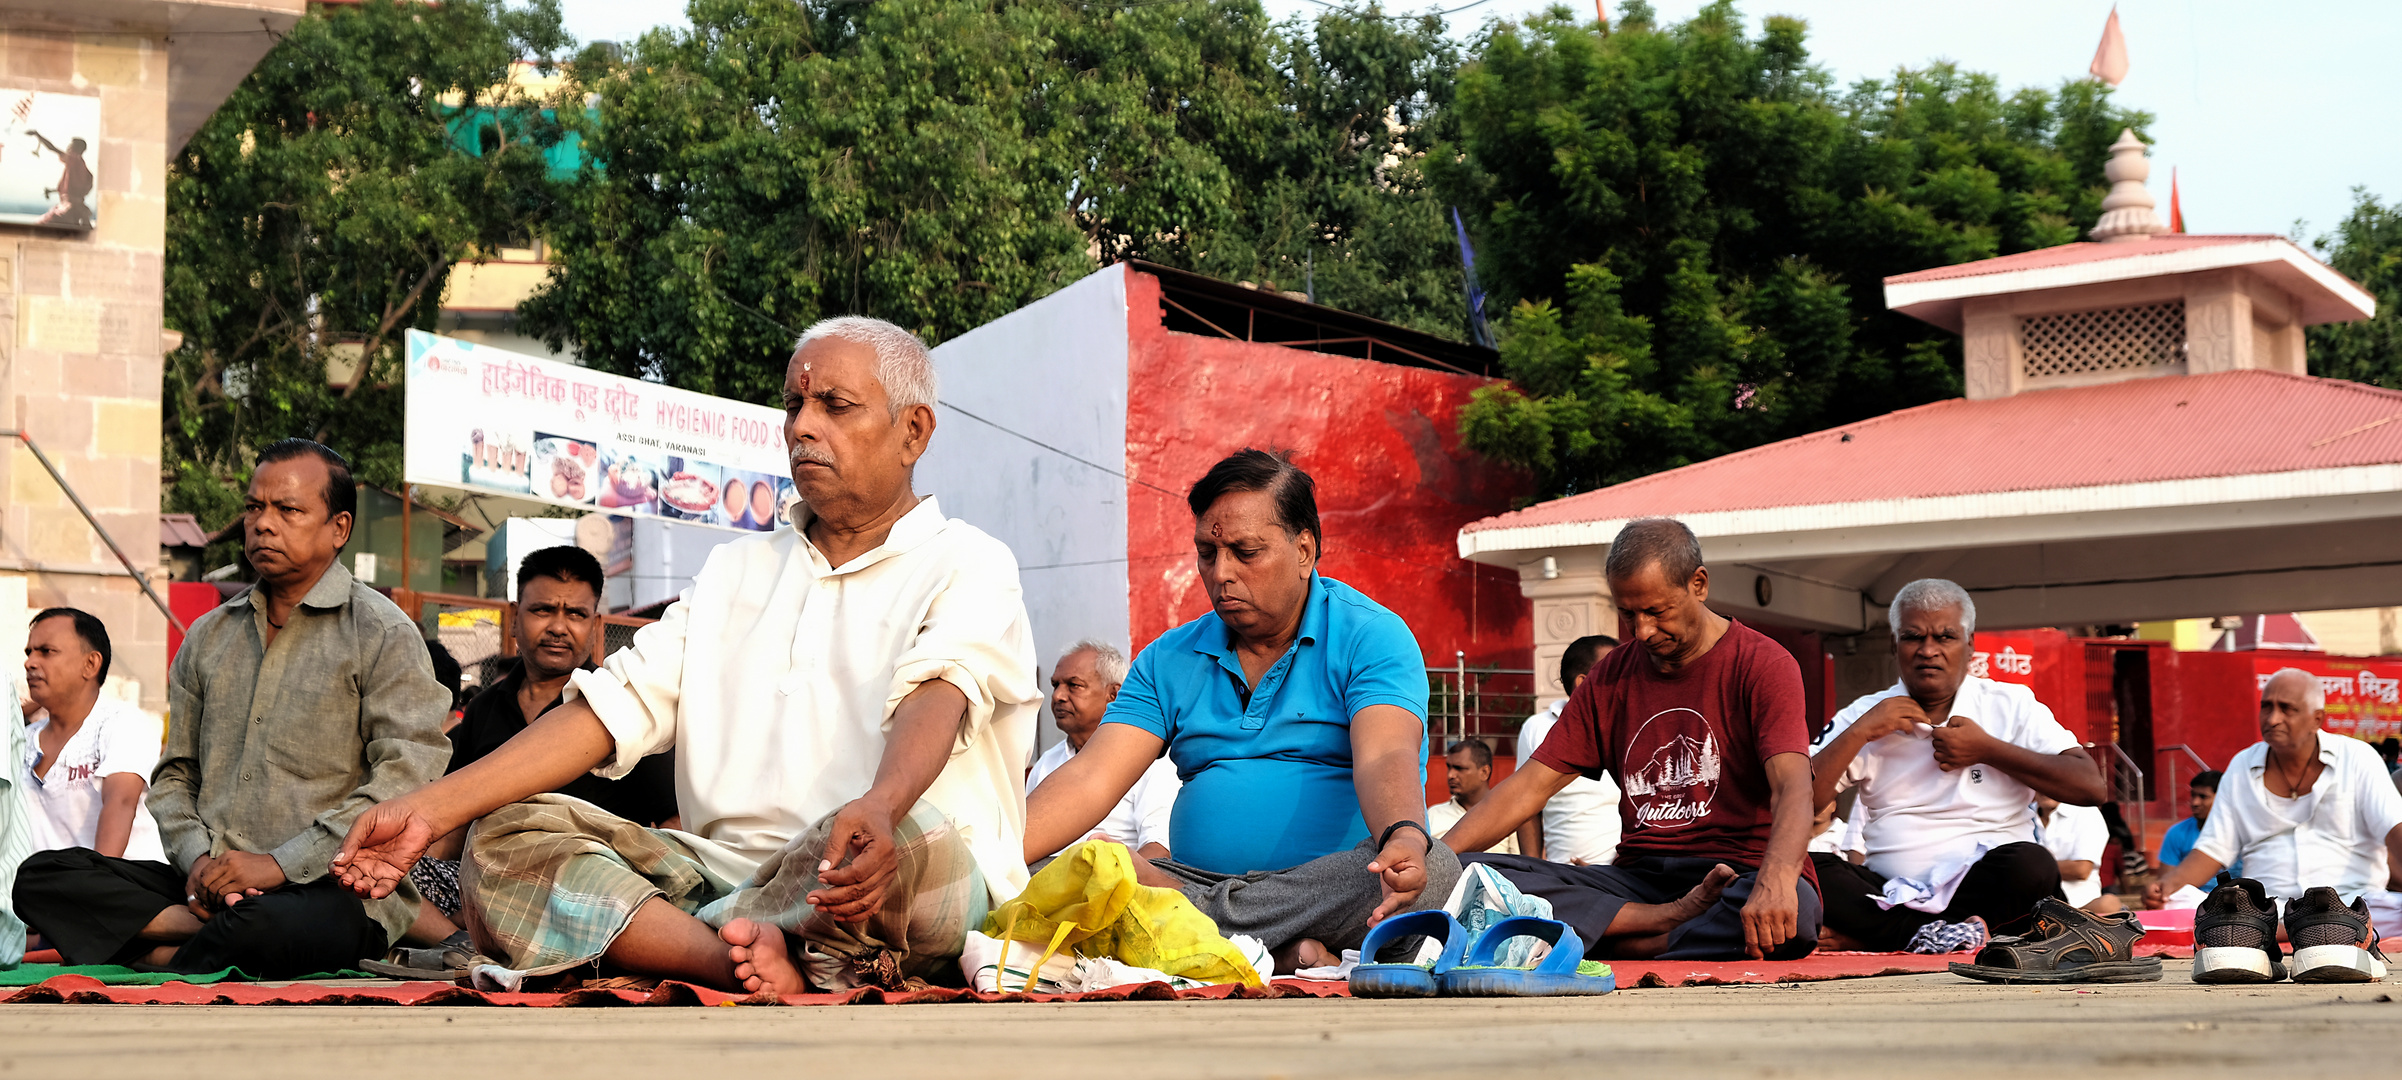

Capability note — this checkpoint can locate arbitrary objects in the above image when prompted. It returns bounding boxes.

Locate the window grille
[2018,301,2185,381]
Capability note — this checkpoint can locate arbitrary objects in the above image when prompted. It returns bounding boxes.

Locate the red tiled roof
[159,513,211,549]
[1884,235,2281,284]
[1462,370,2402,532]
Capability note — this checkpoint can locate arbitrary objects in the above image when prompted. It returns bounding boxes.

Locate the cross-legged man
[1441,518,1819,961]
[1807,579,2107,953]
[13,440,451,976]
[333,317,1040,995]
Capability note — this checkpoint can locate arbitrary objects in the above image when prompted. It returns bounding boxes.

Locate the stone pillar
[1961,299,2022,401]
[0,30,171,712]
[1519,548,1612,702]
[2184,270,2252,375]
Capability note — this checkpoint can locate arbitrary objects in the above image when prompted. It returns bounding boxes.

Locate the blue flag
[1451,207,1496,349]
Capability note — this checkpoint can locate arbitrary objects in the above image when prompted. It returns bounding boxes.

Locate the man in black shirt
[408,547,676,919]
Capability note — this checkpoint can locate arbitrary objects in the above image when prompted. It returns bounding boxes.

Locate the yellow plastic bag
[983,840,1263,988]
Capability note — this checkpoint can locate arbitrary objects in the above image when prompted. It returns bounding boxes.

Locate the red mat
[0,951,2020,1004]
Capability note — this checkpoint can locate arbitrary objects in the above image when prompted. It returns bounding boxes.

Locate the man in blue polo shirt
[1023,449,1460,972]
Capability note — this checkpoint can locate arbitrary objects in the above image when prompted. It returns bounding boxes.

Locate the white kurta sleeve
[565,589,695,780]
[884,536,1039,752]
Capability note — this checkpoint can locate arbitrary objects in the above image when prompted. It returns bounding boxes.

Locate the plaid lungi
[460,793,983,981]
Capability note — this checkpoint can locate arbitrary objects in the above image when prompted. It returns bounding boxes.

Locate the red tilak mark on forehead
[1210,523,1223,538]
[795,367,811,399]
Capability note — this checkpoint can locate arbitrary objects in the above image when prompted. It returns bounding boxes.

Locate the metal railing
[1427,655,1540,757]
[2089,740,2149,862]
[2155,744,2212,808]
[3,429,185,633]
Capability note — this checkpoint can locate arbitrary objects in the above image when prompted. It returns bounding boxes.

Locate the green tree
[1444,2,2149,496]
[2307,189,2402,389]
[163,0,570,525]
[520,0,1480,392]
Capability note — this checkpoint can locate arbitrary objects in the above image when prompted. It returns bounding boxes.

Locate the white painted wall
[920,265,1132,753]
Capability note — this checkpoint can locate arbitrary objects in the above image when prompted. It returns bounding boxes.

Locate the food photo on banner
[404,330,791,534]
[0,88,99,230]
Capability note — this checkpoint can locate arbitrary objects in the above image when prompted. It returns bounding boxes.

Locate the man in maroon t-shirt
[1442,518,1820,960]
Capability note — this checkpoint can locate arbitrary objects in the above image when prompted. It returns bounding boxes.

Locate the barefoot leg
[720,918,809,995]
[600,897,743,990]
[1269,937,1340,975]
[137,904,203,943]
[1597,863,1739,939]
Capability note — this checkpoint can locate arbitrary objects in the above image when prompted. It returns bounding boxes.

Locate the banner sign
[404,330,792,532]
[1970,633,2039,687]
[0,89,99,230]
[2250,656,2402,741]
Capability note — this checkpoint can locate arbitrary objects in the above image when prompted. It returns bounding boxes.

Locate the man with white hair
[1025,640,1179,864]
[329,316,1041,996]
[2144,668,2402,982]
[1808,578,2108,953]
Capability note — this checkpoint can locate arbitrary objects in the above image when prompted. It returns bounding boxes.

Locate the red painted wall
[1121,270,1533,670]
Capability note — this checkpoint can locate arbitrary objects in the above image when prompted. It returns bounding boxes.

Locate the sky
[552,0,2396,244]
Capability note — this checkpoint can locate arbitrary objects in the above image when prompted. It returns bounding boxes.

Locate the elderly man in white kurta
[331,317,1039,996]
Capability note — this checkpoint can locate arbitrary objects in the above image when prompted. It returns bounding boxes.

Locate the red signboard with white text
[2249,655,2402,740]
[1971,633,2040,687]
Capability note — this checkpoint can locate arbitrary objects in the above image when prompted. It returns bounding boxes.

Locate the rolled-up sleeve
[884,537,1038,752]
[151,643,213,871]
[567,593,693,781]
[269,619,451,882]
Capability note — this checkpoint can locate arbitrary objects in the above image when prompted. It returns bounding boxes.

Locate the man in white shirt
[1025,640,1177,863]
[2035,796,2114,912]
[332,317,1040,996]
[1810,579,2107,952]
[1512,635,1619,864]
[2145,668,2402,937]
[1427,739,1518,855]
[17,609,164,862]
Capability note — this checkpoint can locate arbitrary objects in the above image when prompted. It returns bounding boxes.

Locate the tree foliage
[2307,189,2402,389]
[1444,2,2150,496]
[519,0,1474,401]
[163,0,570,525]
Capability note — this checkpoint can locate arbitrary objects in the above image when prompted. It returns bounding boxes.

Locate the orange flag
[2168,168,2185,232]
[2089,6,2129,86]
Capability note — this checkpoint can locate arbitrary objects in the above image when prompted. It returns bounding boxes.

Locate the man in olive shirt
[12,439,450,976]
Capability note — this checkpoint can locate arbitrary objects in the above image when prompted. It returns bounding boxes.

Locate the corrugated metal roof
[1462,370,2402,533]
[1883,234,2281,284]
[159,513,211,549]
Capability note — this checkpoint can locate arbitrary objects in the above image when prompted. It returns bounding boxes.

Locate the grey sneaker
[2286,887,2389,984]
[2194,876,2285,984]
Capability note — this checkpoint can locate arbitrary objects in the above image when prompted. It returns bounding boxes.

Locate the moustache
[789,444,836,469]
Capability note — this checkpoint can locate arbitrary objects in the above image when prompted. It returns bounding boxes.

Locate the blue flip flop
[1347,909,1470,998]
[1437,916,1616,997]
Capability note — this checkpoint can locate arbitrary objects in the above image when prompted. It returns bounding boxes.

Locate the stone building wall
[0,29,170,711]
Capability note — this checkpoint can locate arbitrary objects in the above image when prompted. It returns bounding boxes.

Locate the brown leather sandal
[1949,897,2163,983]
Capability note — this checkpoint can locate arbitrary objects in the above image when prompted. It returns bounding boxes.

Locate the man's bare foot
[1817,925,1866,952]
[1269,937,1340,975]
[1660,863,1739,925]
[720,918,808,995]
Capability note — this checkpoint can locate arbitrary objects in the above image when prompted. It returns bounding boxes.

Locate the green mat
[0,962,376,986]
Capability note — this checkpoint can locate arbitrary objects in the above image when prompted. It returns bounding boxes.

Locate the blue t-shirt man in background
[2157,769,2239,881]
[1021,449,1461,973]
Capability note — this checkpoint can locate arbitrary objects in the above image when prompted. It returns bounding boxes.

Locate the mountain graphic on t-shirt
[1622,731,1722,825]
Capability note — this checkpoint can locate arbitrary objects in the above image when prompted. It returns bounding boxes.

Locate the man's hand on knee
[1739,871,1800,960]
[1365,830,1432,926]
[332,799,438,900]
[200,852,287,908]
[806,797,902,922]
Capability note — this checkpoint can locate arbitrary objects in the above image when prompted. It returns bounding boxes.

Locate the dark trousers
[12,847,388,977]
[1465,853,1821,962]
[1812,841,2064,951]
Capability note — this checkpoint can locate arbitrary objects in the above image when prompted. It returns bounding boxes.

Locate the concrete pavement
[4,961,2397,1078]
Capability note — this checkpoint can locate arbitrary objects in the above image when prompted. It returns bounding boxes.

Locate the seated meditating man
[2144,669,2402,974]
[332,317,1041,995]
[1025,640,1178,865]
[1439,518,1819,961]
[1023,450,1460,973]
[13,440,452,977]
[1805,579,2106,953]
